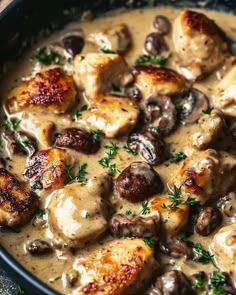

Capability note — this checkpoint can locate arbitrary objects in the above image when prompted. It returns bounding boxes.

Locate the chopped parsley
[139,201,150,215]
[202,107,214,115]
[125,209,132,216]
[99,143,120,174]
[49,276,61,283]
[84,212,90,219]
[54,132,61,138]
[143,237,156,248]
[123,144,137,156]
[65,163,88,184]
[135,52,172,66]
[32,176,43,190]
[65,163,74,181]
[168,151,187,164]
[33,47,62,65]
[72,105,88,122]
[161,185,182,210]
[90,129,104,141]
[208,272,226,289]
[100,47,116,54]
[184,196,200,206]
[37,209,46,217]
[3,115,21,131]
[188,241,215,265]
[192,276,204,289]
[19,139,33,149]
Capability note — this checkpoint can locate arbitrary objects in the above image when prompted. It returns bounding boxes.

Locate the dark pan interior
[0,0,235,293]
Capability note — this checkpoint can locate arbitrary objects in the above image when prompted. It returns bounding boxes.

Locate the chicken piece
[173,10,228,80]
[213,65,236,117]
[47,173,112,249]
[72,239,159,294]
[20,112,55,148]
[192,109,225,149]
[171,149,236,205]
[0,168,38,227]
[149,195,190,236]
[73,53,133,99]
[211,223,236,279]
[79,95,139,138]
[6,68,76,114]
[24,148,66,191]
[135,65,188,99]
[87,24,131,54]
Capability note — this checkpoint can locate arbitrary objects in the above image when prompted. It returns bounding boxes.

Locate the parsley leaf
[168,151,187,164]
[202,107,214,115]
[34,47,62,65]
[123,144,137,156]
[3,115,21,131]
[72,105,88,122]
[192,276,204,289]
[161,185,182,210]
[90,129,104,141]
[125,209,132,216]
[139,201,150,215]
[72,163,88,184]
[184,196,200,206]
[188,241,215,265]
[100,47,116,54]
[143,237,156,248]
[135,52,172,66]
[208,272,226,289]
[112,84,121,92]
[65,163,74,181]
[37,209,46,217]
[99,143,120,174]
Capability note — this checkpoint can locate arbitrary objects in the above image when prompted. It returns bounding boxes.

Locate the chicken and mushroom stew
[1,6,236,295]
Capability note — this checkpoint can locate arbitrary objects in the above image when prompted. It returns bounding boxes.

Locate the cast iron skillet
[0,0,235,294]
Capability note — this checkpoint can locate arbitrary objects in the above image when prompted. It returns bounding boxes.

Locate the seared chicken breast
[0,168,38,227]
[72,238,159,295]
[24,148,67,191]
[211,223,236,279]
[87,24,131,54]
[173,10,228,79]
[6,68,76,114]
[213,65,236,117]
[79,95,139,138]
[135,65,188,99]
[171,149,236,204]
[47,173,112,248]
[149,195,190,236]
[73,53,133,99]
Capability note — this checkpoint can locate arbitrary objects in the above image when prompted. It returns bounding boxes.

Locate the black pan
[0,0,235,294]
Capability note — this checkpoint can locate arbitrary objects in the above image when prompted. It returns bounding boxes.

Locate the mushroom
[128,127,166,165]
[145,95,177,135]
[144,32,168,55]
[176,88,209,125]
[159,240,193,259]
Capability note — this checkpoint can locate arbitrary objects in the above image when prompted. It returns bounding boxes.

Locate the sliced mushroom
[159,240,193,259]
[153,15,171,35]
[115,161,163,202]
[26,239,53,256]
[145,95,177,135]
[128,127,166,165]
[176,88,209,125]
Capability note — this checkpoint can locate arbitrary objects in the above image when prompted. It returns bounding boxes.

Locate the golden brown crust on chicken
[0,168,38,227]
[73,239,159,295]
[149,195,189,236]
[171,149,236,204]
[79,95,139,138]
[173,10,228,79]
[135,66,188,99]
[73,53,133,100]
[24,148,66,191]
[7,68,76,114]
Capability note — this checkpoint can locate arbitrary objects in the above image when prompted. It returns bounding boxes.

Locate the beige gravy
[1,6,236,295]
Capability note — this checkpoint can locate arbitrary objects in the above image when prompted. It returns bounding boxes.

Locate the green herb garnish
[161,185,182,210]
[192,276,204,289]
[37,209,46,217]
[100,47,116,54]
[112,84,121,92]
[139,201,150,215]
[72,105,88,122]
[65,163,74,181]
[143,237,156,248]
[123,144,137,156]
[135,52,172,66]
[185,196,200,206]
[202,107,214,115]
[168,151,187,164]
[188,241,215,265]
[125,209,132,216]
[99,143,120,174]
[72,163,88,184]
[90,129,104,141]
[34,47,62,65]
[3,115,21,131]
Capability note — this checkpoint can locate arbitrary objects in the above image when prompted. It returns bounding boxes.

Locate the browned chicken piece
[171,149,236,205]
[213,65,236,117]
[211,223,236,279]
[79,95,139,138]
[87,24,131,54]
[135,65,188,99]
[72,239,159,294]
[0,168,38,227]
[173,10,228,80]
[6,68,76,114]
[149,195,190,236]
[192,109,225,149]
[47,173,112,249]
[73,53,133,99]
[24,148,66,191]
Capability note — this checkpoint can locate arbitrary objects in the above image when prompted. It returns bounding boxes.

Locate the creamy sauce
[0,6,236,295]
